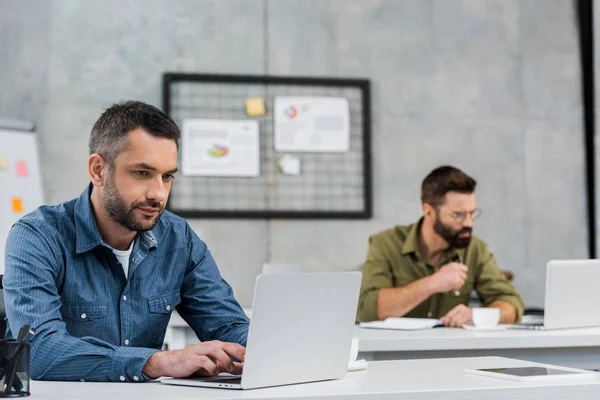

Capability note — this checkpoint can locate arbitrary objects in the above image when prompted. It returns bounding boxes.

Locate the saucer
[462,324,508,331]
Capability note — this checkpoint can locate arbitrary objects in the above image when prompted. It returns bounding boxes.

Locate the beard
[433,213,472,249]
[103,174,164,232]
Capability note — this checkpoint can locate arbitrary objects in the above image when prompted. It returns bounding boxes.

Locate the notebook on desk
[360,317,443,331]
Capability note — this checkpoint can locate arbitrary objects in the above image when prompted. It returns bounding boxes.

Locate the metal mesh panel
[163,74,371,219]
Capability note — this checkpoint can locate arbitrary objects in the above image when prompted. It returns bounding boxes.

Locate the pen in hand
[454,256,464,296]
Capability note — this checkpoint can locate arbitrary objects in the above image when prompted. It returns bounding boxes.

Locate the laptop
[161,271,361,390]
[513,259,600,330]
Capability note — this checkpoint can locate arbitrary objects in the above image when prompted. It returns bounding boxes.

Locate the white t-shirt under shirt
[111,240,134,279]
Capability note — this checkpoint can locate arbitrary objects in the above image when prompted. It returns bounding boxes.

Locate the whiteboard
[0,128,44,274]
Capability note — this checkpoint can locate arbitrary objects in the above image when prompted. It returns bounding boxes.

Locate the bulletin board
[162,73,372,219]
[0,126,44,274]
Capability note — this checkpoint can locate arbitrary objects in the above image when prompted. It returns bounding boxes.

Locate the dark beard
[433,215,472,249]
[103,174,164,232]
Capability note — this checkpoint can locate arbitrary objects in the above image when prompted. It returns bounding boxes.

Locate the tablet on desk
[464,366,597,382]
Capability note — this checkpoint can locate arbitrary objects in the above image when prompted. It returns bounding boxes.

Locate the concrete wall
[0,0,587,307]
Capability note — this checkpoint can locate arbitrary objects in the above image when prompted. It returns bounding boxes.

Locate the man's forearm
[377,276,438,320]
[142,351,168,379]
[488,300,517,323]
[29,323,157,382]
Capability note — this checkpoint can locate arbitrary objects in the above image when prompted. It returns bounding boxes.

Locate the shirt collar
[401,218,425,258]
[74,184,159,254]
[140,229,159,249]
[401,218,462,263]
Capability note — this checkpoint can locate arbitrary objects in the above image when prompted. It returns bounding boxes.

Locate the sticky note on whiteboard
[15,160,28,177]
[11,197,24,213]
[245,97,266,116]
[0,156,7,170]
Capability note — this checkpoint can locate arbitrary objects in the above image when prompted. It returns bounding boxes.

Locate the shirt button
[427,312,433,318]
[133,376,140,382]
[132,257,137,262]
[81,313,87,319]
[122,295,127,301]
[166,305,171,311]
[124,339,130,345]
[120,376,126,382]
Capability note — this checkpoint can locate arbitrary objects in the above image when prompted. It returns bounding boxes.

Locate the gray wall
[0,0,588,308]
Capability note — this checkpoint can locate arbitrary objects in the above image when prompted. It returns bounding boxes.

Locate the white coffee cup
[472,308,500,328]
[348,337,359,364]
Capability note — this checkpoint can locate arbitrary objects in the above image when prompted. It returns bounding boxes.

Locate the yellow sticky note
[0,156,7,170]
[245,97,266,116]
[11,197,23,213]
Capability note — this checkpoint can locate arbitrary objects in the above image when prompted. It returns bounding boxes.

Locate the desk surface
[170,313,600,352]
[30,357,600,400]
[356,326,600,352]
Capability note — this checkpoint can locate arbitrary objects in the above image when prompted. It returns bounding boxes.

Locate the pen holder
[0,340,30,397]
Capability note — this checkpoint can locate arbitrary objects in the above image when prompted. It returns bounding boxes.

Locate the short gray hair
[89,100,180,166]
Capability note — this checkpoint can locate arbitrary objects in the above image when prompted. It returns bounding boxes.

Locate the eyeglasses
[439,208,482,223]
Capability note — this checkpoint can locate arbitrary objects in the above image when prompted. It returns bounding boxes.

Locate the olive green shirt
[357,220,524,322]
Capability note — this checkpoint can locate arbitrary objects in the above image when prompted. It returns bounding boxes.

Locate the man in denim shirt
[4,101,249,382]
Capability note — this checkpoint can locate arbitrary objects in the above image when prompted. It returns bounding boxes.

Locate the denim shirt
[3,185,249,382]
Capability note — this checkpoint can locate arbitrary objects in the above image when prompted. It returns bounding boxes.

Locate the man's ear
[422,203,436,221]
[88,153,107,187]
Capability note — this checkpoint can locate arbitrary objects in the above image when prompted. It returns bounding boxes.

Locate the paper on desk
[360,317,443,331]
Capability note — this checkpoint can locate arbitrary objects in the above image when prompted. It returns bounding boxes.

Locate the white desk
[356,326,600,370]
[30,357,600,400]
[167,316,600,370]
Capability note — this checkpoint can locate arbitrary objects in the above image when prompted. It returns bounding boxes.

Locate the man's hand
[440,304,473,327]
[142,341,246,379]
[429,262,468,293]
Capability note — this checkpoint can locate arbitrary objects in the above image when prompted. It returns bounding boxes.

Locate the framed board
[162,73,372,219]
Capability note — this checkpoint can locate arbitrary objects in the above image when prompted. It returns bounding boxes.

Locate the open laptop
[161,271,361,390]
[514,259,600,330]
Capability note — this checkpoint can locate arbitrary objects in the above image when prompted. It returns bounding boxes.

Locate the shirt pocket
[61,300,108,339]
[145,291,182,348]
[61,300,107,322]
[148,290,181,315]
